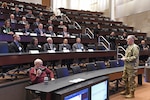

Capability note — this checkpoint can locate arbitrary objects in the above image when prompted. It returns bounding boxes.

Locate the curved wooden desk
[25,66,144,93]
[0,50,116,66]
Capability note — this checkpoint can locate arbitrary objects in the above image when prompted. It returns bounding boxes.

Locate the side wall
[116,11,150,37]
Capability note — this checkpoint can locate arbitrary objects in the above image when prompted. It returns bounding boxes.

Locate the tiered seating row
[59,8,147,40]
[59,8,103,16]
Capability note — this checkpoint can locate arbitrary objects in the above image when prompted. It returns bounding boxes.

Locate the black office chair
[97,45,106,50]
[95,61,106,69]
[87,44,96,50]
[118,60,124,67]
[0,41,9,53]
[109,60,120,68]
[0,41,17,78]
[109,60,124,93]
[86,63,96,71]
[55,67,69,78]
[81,34,90,39]
[71,66,82,74]
[0,41,28,79]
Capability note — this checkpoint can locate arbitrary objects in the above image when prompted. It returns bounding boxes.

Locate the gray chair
[55,67,69,78]
[95,61,106,69]
[71,66,82,74]
[86,63,96,71]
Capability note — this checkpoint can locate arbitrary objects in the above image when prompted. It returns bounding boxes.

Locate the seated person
[59,26,70,37]
[43,37,56,51]
[139,40,149,63]
[25,10,35,18]
[59,39,71,51]
[49,13,57,21]
[59,39,72,69]
[7,14,17,24]
[22,24,32,36]
[26,37,42,52]
[46,26,56,37]
[13,6,21,17]
[139,40,149,50]
[29,58,55,100]
[72,38,86,65]
[46,19,53,28]
[18,16,29,25]
[1,2,9,9]
[34,23,46,36]
[72,37,85,51]
[1,20,14,34]
[29,58,55,84]
[37,12,45,20]
[33,18,40,27]
[121,32,127,40]
[58,21,65,28]
[43,38,58,68]
[9,34,24,53]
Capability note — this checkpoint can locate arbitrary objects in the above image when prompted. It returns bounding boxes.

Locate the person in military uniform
[120,35,139,98]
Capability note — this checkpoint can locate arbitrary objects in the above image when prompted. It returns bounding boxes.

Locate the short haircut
[47,37,52,41]
[127,35,136,40]
[34,58,43,65]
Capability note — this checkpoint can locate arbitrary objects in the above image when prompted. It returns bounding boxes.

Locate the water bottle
[44,76,49,85]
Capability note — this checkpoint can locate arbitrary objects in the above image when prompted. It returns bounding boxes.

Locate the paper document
[69,78,85,83]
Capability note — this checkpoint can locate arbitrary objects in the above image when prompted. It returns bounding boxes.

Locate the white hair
[47,37,52,41]
[127,35,136,40]
[34,58,43,65]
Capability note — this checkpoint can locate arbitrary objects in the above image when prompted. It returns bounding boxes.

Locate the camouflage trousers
[122,67,137,92]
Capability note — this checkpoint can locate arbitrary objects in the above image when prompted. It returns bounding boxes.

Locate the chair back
[109,60,119,68]
[0,41,9,53]
[86,63,96,71]
[71,66,82,74]
[95,61,106,69]
[55,67,69,78]
[87,44,96,50]
[118,60,124,67]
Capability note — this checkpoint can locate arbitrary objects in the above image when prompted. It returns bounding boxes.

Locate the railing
[117,46,126,60]
[64,14,71,23]
[62,14,81,30]
[98,36,110,50]
[74,21,81,29]
[85,28,94,39]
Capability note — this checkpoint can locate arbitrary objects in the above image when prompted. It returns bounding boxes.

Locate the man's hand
[36,69,42,76]
[121,57,126,61]
[51,78,55,81]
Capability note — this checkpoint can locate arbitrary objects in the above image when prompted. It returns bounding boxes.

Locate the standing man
[120,35,139,98]
[93,24,102,38]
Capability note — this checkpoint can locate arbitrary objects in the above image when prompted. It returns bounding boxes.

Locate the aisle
[110,77,150,100]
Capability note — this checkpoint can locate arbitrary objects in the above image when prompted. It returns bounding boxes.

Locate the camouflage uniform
[122,43,139,95]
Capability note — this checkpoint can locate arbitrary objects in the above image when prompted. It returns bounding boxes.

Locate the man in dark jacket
[9,34,24,53]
